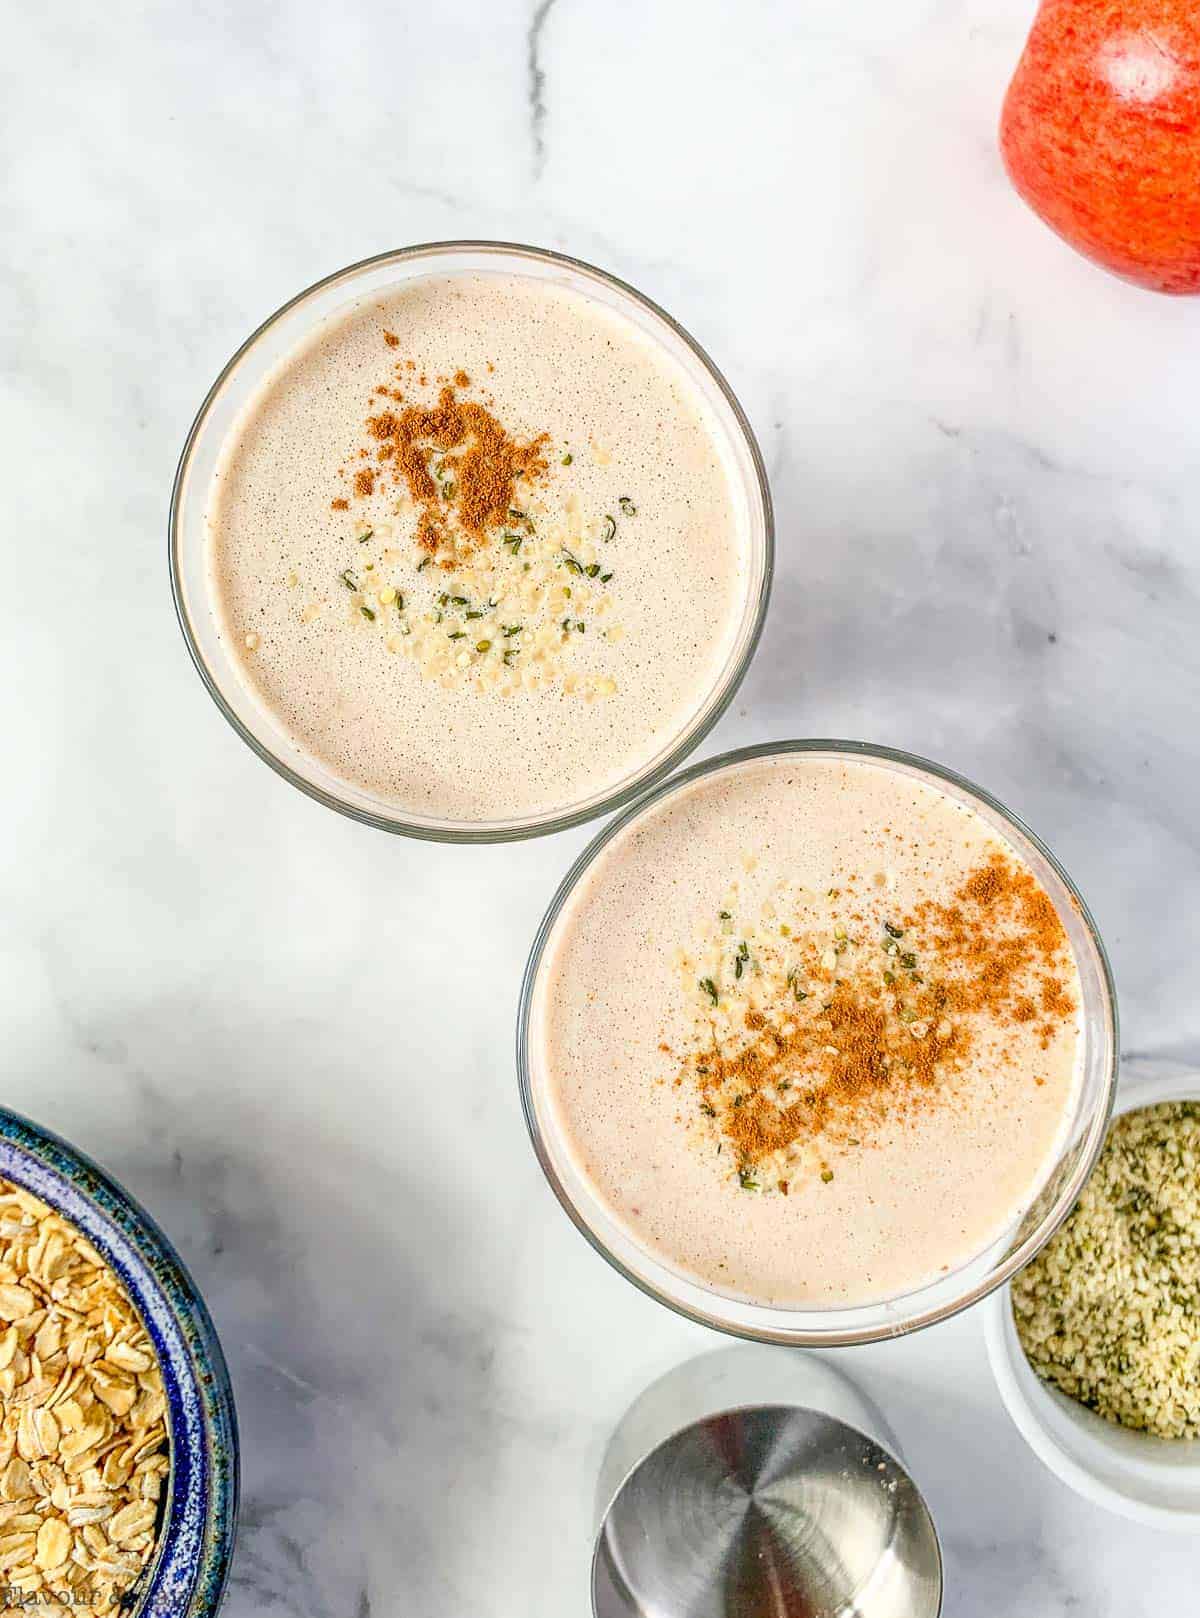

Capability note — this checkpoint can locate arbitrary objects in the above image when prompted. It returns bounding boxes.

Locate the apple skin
[1000,0,1200,293]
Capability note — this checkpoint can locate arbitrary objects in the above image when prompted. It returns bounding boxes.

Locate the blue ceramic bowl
[0,1108,238,1616]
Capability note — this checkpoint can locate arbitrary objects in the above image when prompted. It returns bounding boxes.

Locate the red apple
[1000,0,1200,293]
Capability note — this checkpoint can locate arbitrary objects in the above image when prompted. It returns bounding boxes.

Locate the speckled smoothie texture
[206,272,751,822]
[536,753,1085,1309]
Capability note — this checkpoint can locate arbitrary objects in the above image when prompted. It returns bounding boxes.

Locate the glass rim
[168,240,774,843]
[516,737,1120,1347]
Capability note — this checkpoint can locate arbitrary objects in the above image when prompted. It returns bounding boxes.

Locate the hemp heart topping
[294,333,636,700]
[0,1180,168,1612]
[671,850,1077,1194]
[1014,1101,1200,1439]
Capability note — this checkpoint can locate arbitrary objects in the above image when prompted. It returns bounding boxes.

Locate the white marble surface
[3,0,1199,1611]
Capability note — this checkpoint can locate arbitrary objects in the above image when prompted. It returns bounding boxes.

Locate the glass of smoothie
[170,243,772,840]
[518,741,1119,1345]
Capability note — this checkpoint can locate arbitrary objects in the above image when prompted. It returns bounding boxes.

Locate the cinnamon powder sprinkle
[359,373,549,556]
[682,852,1077,1184]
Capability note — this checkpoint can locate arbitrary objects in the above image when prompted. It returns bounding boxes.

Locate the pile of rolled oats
[0,1179,168,1613]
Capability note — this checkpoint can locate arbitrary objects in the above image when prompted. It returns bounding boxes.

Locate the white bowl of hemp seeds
[984,1067,1200,1530]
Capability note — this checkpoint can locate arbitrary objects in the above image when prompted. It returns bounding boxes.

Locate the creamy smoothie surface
[535,753,1085,1309]
[206,272,752,822]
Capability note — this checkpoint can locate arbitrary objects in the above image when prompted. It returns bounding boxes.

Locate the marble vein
[527,0,560,179]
